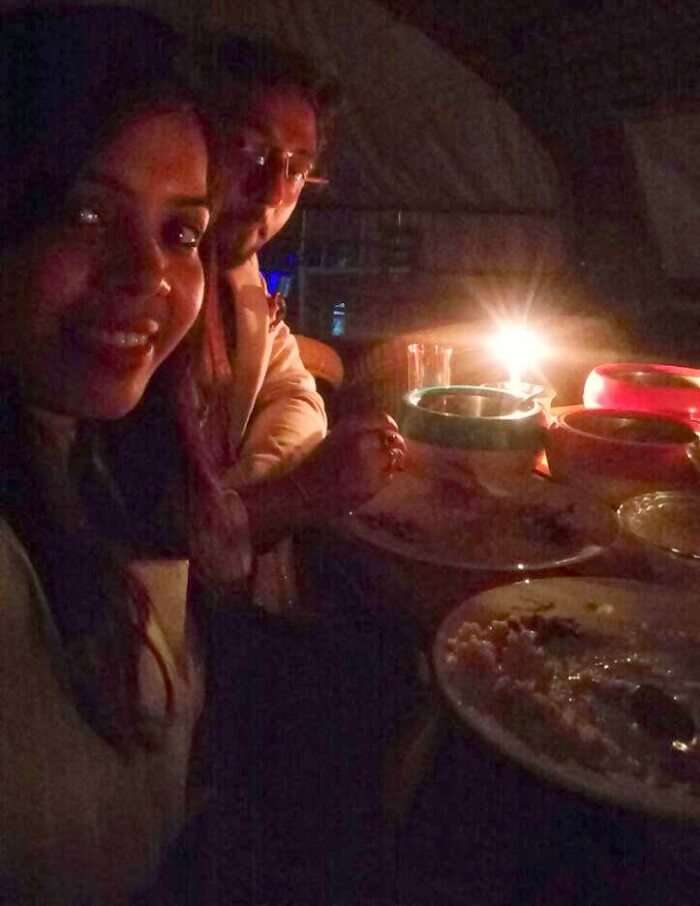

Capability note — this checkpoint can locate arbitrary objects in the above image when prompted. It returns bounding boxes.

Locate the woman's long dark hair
[0,6,237,753]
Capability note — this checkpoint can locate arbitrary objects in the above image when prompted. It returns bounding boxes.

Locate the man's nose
[254,159,288,208]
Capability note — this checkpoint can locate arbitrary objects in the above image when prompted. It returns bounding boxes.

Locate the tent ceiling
[186,0,563,213]
[376,0,700,151]
[5,0,698,277]
[25,0,560,213]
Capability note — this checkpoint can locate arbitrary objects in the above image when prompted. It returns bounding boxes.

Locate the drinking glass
[407,342,453,390]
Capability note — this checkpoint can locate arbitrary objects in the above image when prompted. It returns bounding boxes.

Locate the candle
[486,324,549,388]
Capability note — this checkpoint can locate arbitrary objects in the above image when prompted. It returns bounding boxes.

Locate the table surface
[297,457,700,905]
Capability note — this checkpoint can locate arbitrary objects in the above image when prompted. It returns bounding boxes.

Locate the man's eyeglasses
[233,143,329,191]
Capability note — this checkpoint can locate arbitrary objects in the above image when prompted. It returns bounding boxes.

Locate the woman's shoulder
[0,517,36,575]
[0,516,49,625]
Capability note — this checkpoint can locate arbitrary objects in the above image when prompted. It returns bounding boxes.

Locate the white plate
[434,577,700,823]
[341,471,617,572]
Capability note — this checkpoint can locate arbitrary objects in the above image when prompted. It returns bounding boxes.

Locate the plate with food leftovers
[434,576,700,822]
[342,471,617,572]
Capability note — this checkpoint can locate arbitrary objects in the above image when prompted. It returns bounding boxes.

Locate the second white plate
[342,471,617,572]
[434,576,700,823]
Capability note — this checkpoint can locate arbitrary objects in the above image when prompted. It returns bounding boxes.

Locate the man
[189,39,410,906]
[194,36,345,611]
[211,35,341,491]
[202,36,403,593]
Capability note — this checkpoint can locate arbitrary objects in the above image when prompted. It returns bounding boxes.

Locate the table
[297,472,700,905]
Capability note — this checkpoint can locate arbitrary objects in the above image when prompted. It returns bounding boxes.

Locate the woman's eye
[60,202,107,241]
[73,205,103,228]
[164,220,204,250]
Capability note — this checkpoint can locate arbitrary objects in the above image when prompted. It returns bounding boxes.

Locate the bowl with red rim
[545,406,700,506]
[583,362,700,427]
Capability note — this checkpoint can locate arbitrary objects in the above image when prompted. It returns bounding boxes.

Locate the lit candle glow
[486,324,549,390]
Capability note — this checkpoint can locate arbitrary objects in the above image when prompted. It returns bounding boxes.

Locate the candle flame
[487,324,548,387]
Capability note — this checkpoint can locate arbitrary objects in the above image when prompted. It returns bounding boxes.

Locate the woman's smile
[74,322,159,350]
[68,318,160,374]
[1,110,210,419]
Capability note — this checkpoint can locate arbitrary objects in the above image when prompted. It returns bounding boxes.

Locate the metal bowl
[400,385,547,451]
[401,385,548,491]
[618,490,700,583]
[478,381,556,414]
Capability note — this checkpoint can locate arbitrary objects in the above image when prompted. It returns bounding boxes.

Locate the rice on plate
[434,576,700,822]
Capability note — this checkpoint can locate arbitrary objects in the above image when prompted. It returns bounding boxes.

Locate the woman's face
[0,110,210,419]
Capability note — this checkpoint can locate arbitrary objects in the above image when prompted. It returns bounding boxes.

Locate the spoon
[579,677,696,744]
[628,683,696,744]
[505,387,544,413]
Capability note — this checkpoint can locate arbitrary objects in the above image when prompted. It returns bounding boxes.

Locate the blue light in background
[331,302,346,336]
[262,270,293,296]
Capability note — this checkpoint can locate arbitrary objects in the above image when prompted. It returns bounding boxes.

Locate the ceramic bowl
[400,385,547,490]
[583,362,700,426]
[618,490,700,584]
[688,439,700,479]
[545,407,699,506]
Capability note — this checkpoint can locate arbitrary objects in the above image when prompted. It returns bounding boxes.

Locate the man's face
[217,86,318,267]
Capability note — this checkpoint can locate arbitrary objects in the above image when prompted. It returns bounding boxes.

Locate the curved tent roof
[81,0,562,213]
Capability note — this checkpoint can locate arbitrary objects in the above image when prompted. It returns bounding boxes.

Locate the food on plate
[346,472,616,572]
[356,510,421,544]
[624,496,700,558]
[444,610,700,793]
[355,486,589,566]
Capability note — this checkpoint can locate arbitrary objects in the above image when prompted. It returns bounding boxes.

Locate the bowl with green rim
[400,385,547,489]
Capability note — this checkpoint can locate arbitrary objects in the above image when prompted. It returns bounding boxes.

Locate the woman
[0,7,408,903]
[0,7,226,902]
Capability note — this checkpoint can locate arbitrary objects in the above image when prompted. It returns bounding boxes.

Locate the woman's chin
[30,376,153,422]
[84,380,153,420]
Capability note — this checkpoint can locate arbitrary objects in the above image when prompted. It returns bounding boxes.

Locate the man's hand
[291,412,407,520]
[239,413,407,551]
